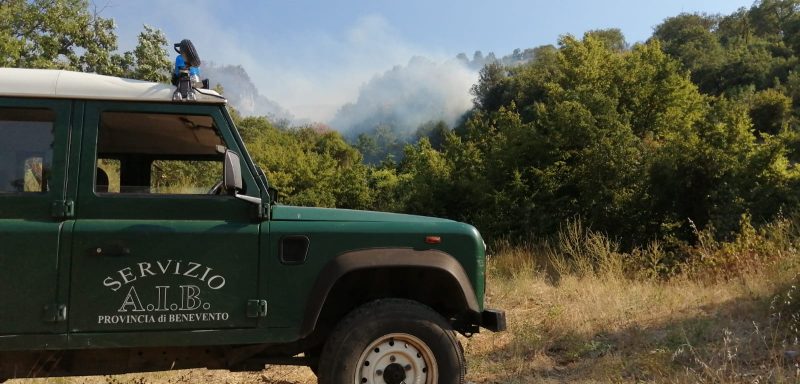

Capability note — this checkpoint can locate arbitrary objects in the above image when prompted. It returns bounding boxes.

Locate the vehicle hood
[270,205,455,223]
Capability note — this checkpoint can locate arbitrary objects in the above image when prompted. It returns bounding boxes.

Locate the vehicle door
[0,99,73,335]
[68,101,263,334]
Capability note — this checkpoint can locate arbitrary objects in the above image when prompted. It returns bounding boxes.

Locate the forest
[7,0,800,382]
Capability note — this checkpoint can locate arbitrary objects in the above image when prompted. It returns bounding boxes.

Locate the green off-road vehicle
[0,67,505,384]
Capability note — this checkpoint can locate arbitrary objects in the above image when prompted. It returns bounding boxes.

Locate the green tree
[748,88,793,136]
[718,8,753,46]
[421,31,798,247]
[414,120,450,150]
[0,0,120,70]
[585,28,628,52]
[0,0,171,82]
[652,13,727,93]
[470,61,507,110]
[235,116,376,210]
[748,0,800,41]
[354,133,379,162]
[399,138,452,218]
[131,25,171,83]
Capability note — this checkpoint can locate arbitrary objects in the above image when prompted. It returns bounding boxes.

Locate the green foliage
[234,116,379,210]
[584,28,628,52]
[0,0,117,70]
[470,61,507,110]
[398,28,798,251]
[747,88,793,135]
[131,25,171,83]
[352,124,406,165]
[653,1,800,95]
[535,213,800,283]
[0,0,170,81]
[151,160,221,194]
[414,120,449,150]
[652,13,724,93]
[398,138,452,218]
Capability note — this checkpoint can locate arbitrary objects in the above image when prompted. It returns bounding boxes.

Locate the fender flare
[299,248,480,337]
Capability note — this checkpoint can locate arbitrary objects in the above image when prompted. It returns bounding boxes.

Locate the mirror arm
[235,193,262,205]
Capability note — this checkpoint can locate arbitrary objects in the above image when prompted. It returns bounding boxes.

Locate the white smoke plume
[330,56,478,136]
[109,3,479,130]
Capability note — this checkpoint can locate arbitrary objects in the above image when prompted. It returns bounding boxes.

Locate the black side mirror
[223,150,242,192]
[223,150,263,207]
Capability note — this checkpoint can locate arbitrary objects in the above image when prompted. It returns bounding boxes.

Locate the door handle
[89,245,131,257]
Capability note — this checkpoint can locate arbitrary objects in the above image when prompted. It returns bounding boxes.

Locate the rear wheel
[317,299,465,384]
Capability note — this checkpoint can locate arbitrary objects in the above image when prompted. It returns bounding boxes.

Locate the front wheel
[317,299,465,384]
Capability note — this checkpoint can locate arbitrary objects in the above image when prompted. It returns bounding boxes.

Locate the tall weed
[682,214,800,281]
[546,219,625,280]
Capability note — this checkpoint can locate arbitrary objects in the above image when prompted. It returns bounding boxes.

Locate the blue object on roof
[174,55,200,76]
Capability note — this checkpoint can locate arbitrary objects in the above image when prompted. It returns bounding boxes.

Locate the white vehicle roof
[0,68,226,104]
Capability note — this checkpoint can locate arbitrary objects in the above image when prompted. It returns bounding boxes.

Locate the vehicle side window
[0,108,55,194]
[96,111,226,195]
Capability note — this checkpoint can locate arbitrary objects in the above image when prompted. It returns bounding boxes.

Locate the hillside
[203,64,293,122]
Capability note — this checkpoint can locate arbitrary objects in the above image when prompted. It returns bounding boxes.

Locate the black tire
[317,299,465,384]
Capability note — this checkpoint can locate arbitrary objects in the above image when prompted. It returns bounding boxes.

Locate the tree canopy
[0,0,171,81]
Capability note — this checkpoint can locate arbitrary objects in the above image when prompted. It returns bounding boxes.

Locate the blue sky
[102,0,755,121]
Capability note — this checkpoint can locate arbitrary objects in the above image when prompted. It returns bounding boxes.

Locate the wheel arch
[299,248,481,339]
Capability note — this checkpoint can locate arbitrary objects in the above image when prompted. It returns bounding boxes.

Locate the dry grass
[460,216,800,383]
[13,219,800,383]
[466,258,799,383]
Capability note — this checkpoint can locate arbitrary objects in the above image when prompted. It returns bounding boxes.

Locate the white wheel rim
[354,333,438,384]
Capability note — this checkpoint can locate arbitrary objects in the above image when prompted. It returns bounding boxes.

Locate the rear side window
[0,108,54,193]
